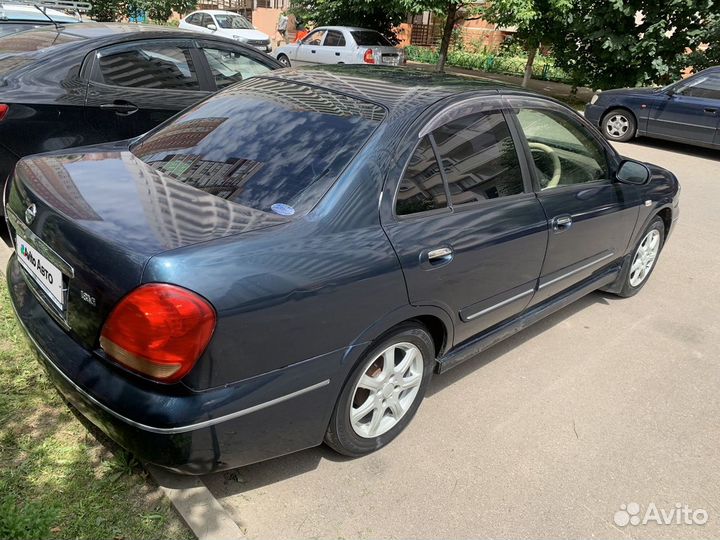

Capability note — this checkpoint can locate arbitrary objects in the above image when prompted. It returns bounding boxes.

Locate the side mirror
[616,159,650,185]
[207,23,217,31]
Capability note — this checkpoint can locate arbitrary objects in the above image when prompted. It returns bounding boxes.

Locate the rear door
[647,71,720,145]
[317,29,347,64]
[508,97,640,305]
[381,98,548,345]
[85,38,212,141]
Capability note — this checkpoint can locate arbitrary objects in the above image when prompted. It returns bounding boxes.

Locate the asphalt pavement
[201,138,720,539]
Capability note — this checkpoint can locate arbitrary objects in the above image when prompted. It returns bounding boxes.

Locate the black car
[585,66,720,148]
[0,22,282,239]
[4,67,680,473]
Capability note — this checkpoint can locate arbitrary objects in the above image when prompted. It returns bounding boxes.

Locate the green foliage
[553,0,719,89]
[90,0,195,22]
[289,0,406,40]
[405,45,570,81]
[0,497,58,540]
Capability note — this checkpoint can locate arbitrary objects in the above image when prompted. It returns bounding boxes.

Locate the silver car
[275,26,405,67]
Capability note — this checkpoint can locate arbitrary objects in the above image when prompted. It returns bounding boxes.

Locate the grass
[0,282,194,540]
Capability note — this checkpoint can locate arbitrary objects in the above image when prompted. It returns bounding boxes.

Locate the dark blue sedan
[4,67,680,473]
[585,66,720,148]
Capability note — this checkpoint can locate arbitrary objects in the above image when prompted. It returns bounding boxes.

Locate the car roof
[315,26,377,33]
[189,10,249,16]
[260,65,530,116]
[0,3,80,22]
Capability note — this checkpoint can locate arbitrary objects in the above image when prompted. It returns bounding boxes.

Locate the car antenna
[11,0,92,29]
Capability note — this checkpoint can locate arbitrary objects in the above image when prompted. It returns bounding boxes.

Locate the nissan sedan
[4,67,680,473]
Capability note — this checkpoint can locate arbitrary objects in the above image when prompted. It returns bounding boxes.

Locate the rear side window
[98,43,199,90]
[131,77,385,216]
[324,30,346,47]
[432,111,524,204]
[396,137,448,216]
[396,110,524,216]
[351,31,392,46]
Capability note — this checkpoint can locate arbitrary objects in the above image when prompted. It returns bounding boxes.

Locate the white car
[275,26,405,67]
[0,2,81,37]
[179,10,272,53]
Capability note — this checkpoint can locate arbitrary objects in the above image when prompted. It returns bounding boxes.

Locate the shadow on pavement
[203,290,621,496]
[624,137,720,162]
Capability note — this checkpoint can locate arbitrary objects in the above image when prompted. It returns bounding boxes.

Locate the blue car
[585,66,720,148]
[4,67,680,473]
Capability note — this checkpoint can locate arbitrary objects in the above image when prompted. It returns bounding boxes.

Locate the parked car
[0,22,281,242]
[4,66,679,474]
[179,10,272,53]
[275,26,405,67]
[585,66,720,149]
[0,2,81,37]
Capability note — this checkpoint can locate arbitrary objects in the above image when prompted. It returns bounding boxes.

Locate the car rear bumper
[7,255,348,474]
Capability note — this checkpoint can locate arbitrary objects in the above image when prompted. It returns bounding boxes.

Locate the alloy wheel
[605,114,630,138]
[629,229,660,287]
[349,342,424,439]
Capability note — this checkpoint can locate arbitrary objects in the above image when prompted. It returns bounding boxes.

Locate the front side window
[432,111,524,205]
[304,30,325,46]
[131,77,384,216]
[200,13,214,28]
[677,73,720,100]
[324,30,346,47]
[98,43,199,90]
[396,136,448,216]
[515,108,609,190]
[203,47,271,89]
[186,13,201,25]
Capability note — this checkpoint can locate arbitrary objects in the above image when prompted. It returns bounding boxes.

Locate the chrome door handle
[552,215,572,231]
[428,247,453,261]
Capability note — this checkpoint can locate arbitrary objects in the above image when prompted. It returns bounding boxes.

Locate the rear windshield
[131,77,385,216]
[0,28,82,52]
[351,31,392,46]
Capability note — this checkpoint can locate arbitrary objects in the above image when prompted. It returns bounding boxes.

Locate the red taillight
[363,49,375,64]
[0,105,8,122]
[100,284,216,383]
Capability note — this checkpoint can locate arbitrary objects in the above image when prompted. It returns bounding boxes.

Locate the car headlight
[590,94,599,105]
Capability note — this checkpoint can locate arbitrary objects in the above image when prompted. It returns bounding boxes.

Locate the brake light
[363,49,375,64]
[100,284,216,383]
[0,105,8,122]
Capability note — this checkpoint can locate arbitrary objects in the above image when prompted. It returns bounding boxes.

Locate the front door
[648,71,720,145]
[382,105,548,345]
[509,100,641,305]
[85,39,210,141]
[294,29,325,65]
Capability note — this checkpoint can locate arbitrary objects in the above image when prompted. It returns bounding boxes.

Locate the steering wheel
[528,142,562,189]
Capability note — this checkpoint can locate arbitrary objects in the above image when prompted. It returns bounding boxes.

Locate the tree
[289,0,407,41]
[89,0,125,21]
[480,0,572,87]
[90,0,196,23]
[553,0,717,89]
[401,0,480,73]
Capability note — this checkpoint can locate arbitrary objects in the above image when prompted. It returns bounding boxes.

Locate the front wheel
[277,54,291,67]
[613,217,665,297]
[601,108,636,142]
[325,324,435,457]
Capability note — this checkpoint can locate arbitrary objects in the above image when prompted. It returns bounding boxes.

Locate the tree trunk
[522,45,538,87]
[437,1,459,73]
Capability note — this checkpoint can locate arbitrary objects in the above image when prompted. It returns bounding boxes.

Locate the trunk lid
[5,148,287,349]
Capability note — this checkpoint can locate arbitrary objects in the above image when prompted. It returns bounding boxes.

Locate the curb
[147,465,243,540]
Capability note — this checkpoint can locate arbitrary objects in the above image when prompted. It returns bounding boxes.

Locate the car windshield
[351,30,392,46]
[215,14,253,30]
[131,77,385,216]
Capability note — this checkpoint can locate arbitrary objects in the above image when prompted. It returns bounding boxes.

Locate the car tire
[601,108,636,142]
[612,216,665,298]
[277,54,291,67]
[324,323,435,457]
